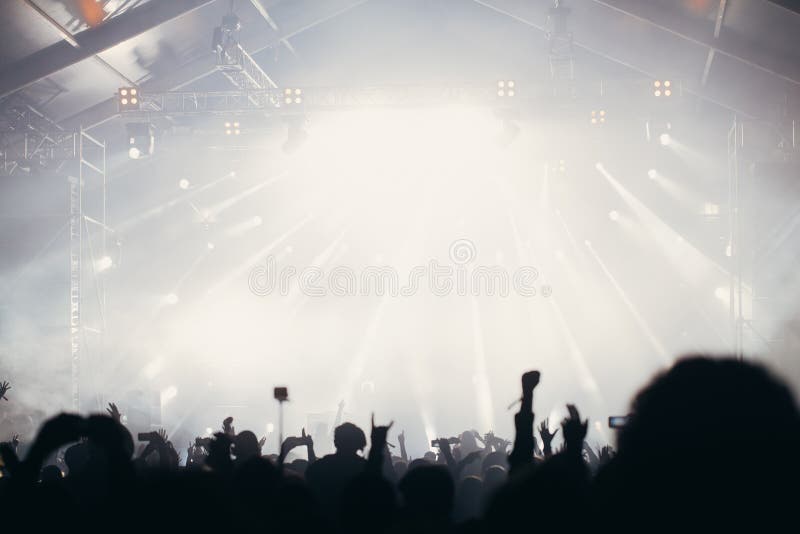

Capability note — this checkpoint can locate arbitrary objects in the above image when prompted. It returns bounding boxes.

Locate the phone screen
[608,416,629,428]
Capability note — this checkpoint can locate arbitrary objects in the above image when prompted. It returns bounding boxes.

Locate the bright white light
[207,242,215,250]
[725,243,732,257]
[608,210,620,221]
[714,287,728,301]
[128,147,141,159]
[584,240,592,247]
[595,162,604,171]
[160,385,178,405]
[205,427,213,436]
[95,255,113,272]
[266,423,274,433]
[179,179,190,190]
[703,202,720,216]
[647,169,657,179]
[143,358,162,380]
[163,293,179,305]
[659,133,671,146]
[252,216,263,226]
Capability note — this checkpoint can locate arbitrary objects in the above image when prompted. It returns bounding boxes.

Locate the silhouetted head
[233,430,261,461]
[454,475,483,522]
[393,460,408,479]
[606,355,800,528]
[333,422,366,455]
[482,464,507,496]
[40,464,64,483]
[398,464,454,524]
[64,442,89,475]
[481,451,508,474]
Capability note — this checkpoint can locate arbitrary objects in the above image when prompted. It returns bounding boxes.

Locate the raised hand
[0,380,11,401]
[538,419,559,445]
[521,370,540,394]
[561,404,588,453]
[397,430,405,445]
[301,427,313,446]
[599,445,614,464]
[157,428,169,444]
[105,402,121,423]
[370,414,394,446]
[222,416,235,436]
[258,436,267,450]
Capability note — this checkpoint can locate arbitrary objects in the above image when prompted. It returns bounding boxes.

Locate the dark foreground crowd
[1,355,799,533]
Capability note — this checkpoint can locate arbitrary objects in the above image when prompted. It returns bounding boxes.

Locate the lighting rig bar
[118,85,510,117]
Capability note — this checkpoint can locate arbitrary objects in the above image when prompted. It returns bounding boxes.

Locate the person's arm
[366,414,392,476]
[397,430,408,462]
[0,380,12,402]
[560,404,588,458]
[302,428,316,463]
[508,370,540,475]
[538,419,558,458]
[436,438,458,473]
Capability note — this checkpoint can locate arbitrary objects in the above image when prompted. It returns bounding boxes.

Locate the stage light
[118,87,141,111]
[163,293,179,305]
[714,286,728,300]
[659,133,671,146]
[284,87,303,104]
[179,179,190,190]
[252,215,263,226]
[725,243,732,257]
[207,242,216,250]
[95,255,113,272]
[224,120,241,135]
[126,123,155,159]
[205,427,213,436]
[590,109,606,124]
[703,202,720,216]
[497,80,515,97]
[608,210,620,221]
[647,169,657,179]
[653,80,672,97]
[266,423,274,433]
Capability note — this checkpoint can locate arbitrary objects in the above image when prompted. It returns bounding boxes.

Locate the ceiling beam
[588,0,800,87]
[0,0,217,99]
[471,0,754,118]
[23,0,137,86]
[62,0,372,131]
[248,0,298,56]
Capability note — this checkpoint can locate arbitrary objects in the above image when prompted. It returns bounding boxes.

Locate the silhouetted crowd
[1,355,799,533]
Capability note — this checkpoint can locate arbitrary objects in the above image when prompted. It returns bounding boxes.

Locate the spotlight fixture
[608,210,620,222]
[179,179,190,190]
[647,169,657,179]
[118,87,141,111]
[702,202,720,216]
[224,120,241,135]
[653,79,673,97]
[283,88,303,105]
[126,123,154,159]
[497,80,515,97]
[659,133,672,146]
[590,109,606,125]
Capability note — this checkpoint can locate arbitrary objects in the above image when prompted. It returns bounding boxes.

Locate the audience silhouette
[1,355,798,533]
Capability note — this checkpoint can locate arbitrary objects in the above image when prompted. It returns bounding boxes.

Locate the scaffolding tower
[68,128,109,411]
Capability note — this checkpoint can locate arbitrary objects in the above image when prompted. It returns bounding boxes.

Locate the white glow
[179,179,190,190]
[252,215,263,226]
[647,169,657,179]
[143,358,162,380]
[714,287,728,301]
[205,427,213,436]
[608,210,620,222]
[95,255,113,272]
[207,242,215,250]
[160,385,178,405]
[659,133,671,146]
[163,293,179,305]
[266,423,274,433]
[128,147,141,159]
